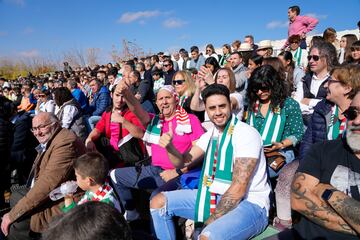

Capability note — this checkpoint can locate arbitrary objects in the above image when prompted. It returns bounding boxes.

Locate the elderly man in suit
[1,112,86,239]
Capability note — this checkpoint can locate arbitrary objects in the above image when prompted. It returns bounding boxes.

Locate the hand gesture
[198,66,214,85]
[111,110,125,124]
[159,122,173,149]
[160,169,178,182]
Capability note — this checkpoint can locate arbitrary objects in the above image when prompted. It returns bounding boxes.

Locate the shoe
[273,217,292,231]
[124,209,140,222]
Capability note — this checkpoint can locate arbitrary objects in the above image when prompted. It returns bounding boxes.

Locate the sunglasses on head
[307,55,320,61]
[173,80,185,85]
[344,106,360,121]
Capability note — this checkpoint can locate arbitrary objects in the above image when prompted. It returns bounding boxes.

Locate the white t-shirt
[196,121,271,213]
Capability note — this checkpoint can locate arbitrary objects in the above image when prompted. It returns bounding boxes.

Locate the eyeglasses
[307,55,321,61]
[163,64,170,67]
[327,78,342,85]
[343,106,360,121]
[350,47,360,52]
[31,122,54,133]
[206,49,212,53]
[172,80,185,85]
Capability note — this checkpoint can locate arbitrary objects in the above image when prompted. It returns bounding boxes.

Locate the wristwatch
[176,168,183,176]
[321,189,339,201]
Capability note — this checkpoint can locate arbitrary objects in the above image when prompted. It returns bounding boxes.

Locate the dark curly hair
[247,65,288,112]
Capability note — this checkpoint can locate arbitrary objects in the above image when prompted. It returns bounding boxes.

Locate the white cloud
[304,13,327,20]
[163,18,187,28]
[23,27,34,34]
[19,49,39,58]
[118,10,161,23]
[4,0,25,7]
[0,31,8,37]
[178,34,190,40]
[266,20,288,29]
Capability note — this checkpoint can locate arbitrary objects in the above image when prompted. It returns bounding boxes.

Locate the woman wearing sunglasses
[274,64,360,230]
[171,70,196,114]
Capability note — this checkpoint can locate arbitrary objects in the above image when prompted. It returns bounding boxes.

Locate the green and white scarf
[293,47,302,67]
[195,115,238,223]
[327,105,347,140]
[248,103,286,146]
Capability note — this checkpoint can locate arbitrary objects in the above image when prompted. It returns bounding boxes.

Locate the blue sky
[0,0,359,63]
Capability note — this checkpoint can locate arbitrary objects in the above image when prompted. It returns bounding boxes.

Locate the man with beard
[150,84,270,240]
[290,90,360,239]
[228,51,248,98]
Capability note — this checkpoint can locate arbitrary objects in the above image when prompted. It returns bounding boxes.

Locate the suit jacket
[8,126,86,232]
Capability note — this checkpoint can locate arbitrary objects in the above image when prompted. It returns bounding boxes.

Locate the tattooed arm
[291,172,356,235]
[314,183,360,234]
[205,157,257,226]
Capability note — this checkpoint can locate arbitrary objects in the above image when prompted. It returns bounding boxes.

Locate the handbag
[265,151,286,172]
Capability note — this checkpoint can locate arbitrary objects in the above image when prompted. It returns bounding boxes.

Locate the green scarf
[293,48,302,67]
[248,104,286,146]
[195,115,238,224]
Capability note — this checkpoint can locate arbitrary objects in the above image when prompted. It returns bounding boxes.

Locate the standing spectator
[244,34,259,52]
[87,79,111,130]
[189,46,205,71]
[63,62,73,73]
[284,5,319,49]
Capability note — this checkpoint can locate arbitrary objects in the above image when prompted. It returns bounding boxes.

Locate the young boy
[61,152,120,213]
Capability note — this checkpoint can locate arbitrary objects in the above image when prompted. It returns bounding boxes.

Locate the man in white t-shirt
[150,84,271,240]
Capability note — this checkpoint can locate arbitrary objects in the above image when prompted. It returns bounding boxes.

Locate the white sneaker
[124,209,140,222]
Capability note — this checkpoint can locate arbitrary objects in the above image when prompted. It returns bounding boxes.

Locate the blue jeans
[110,165,180,211]
[268,149,295,178]
[85,115,101,133]
[151,189,268,240]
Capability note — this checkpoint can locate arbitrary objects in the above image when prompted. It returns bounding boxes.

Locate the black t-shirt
[294,138,360,240]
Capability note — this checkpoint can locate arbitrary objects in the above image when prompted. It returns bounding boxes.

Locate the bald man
[1,112,86,239]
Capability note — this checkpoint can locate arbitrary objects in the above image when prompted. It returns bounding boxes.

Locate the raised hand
[198,65,214,85]
[159,121,174,148]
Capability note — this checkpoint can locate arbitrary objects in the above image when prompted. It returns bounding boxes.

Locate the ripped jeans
[150,189,268,240]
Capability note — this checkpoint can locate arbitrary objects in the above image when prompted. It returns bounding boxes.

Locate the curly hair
[247,65,288,111]
[310,41,339,72]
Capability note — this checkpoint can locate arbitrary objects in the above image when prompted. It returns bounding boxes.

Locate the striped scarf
[195,115,238,224]
[248,101,286,146]
[143,105,192,144]
[77,181,120,210]
[327,104,347,140]
[293,47,302,67]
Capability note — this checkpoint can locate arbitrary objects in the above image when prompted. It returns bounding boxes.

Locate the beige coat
[9,126,86,232]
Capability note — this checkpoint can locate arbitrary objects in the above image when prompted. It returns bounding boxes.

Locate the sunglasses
[307,55,321,61]
[253,86,269,92]
[290,41,299,44]
[173,80,185,85]
[163,64,170,67]
[350,47,360,52]
[344,106,360,121]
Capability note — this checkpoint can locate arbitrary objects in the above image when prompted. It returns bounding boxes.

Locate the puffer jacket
[89,86,111,116]
[299,99,333,160]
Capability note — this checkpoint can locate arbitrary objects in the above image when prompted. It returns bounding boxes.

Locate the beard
[346,125,360,153]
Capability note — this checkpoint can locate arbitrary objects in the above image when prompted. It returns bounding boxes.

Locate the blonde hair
[172,70,195,96]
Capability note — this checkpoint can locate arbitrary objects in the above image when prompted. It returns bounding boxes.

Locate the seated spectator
[1,112,86,238]
[163,59,177,85]
[42,202,132,240]
[228,51,248,98]
[87,79,111,130]
[172,70,195,112]
[289,89,360,239]
[350,40,360,65]
[338,34,358,64]
[110,84,204,222]
[150,84,271,240]
[152,69,165,94]
[288,34,308,70]
[17,85,34,112]
[61,152,120,213]
[54,87,87,141]
[67,79,88,112]
[256,40,273,58]
[85,84,145,168]
[219,44,232,67]
[204,56,221,75]
[34,89,55,115]
[246,54,263,78]
[293,41,338,126]
[204,44,219,61]
[128,70,155,113]
[246,65,304,178]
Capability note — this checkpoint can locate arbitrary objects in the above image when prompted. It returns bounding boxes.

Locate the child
[152,69,165,94]
[61,152,120,212]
